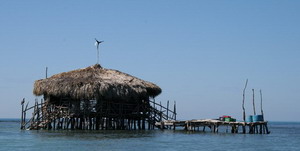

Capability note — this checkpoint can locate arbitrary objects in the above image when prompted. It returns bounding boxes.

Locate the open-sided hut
[32,64,162,130]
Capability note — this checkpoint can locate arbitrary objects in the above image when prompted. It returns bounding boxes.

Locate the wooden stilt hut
[28,64,167,130]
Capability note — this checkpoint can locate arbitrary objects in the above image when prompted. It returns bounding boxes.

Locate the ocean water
[0,119,300,151]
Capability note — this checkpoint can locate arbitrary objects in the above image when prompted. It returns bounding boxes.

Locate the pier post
[20,98,25,129]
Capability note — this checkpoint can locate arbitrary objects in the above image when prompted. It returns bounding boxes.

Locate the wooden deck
[156,119,270,134]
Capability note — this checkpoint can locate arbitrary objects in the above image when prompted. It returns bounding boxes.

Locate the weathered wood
[155,119,269,134]
[22,96,177,131]
[242,79,248,122]
[252,89,256,115]
[20,98,25,129]
[174,101,176,120]
[260,89,264,120]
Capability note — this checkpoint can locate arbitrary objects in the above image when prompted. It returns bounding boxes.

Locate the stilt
[20,99,25,129]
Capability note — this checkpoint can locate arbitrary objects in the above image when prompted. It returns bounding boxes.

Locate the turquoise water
[1,119,300,151]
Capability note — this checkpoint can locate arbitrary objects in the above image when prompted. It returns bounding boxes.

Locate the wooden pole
[242,79,248,134]
[24,102,29,129]
[174,101,176,120]
[167,100,169,120]
[159,102,162,121]
[36,100,40,129]
[20,98,25,129]
[252,89,256,115]
[242,79,248,121]
[166,100,169,129]
[153,99,156,126]
[260,89,264,120]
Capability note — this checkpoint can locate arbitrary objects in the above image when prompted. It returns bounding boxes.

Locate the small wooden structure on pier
[20,64,176,130]
[156,119,270,134]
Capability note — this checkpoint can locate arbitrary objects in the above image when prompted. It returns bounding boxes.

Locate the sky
[0,0,300,121]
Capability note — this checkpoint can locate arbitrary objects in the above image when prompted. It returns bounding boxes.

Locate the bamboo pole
[242,79,248,122]
[242,79,248,134]
[37,100,40,129]
[167,100,169,121]
[159,102,162,122]
[20,98,25,129]
[260,89,264,120]
[252,89,256,115]
[24,102,29,129]
[174,101,176,120]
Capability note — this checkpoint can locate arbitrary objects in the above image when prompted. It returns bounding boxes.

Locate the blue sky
[1,0,300,121]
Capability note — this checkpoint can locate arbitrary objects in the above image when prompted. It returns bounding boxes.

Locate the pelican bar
[20,64,269,134]
[20,64,177,130]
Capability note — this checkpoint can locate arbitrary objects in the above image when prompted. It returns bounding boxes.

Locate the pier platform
[156,119,270,134]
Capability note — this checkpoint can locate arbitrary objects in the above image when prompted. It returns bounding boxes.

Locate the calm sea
[0,119,300,151]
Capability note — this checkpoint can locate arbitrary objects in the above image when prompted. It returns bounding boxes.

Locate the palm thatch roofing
[33,64,162,102]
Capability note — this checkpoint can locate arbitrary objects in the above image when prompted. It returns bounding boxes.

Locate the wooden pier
[21,98,270,134]
[156,119,270,134]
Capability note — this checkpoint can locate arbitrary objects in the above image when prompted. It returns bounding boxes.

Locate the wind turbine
[95,38,104,64]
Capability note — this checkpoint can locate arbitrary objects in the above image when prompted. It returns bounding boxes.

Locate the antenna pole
[97,47,99,64]
[46,67,48,79]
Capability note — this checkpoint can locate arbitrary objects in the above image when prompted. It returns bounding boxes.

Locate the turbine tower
[95,38,104,64]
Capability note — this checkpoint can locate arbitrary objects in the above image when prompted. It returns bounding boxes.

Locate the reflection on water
[30,129,156,140]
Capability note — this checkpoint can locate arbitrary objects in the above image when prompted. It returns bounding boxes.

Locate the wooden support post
[89,117,92,130]
[20,98,25,129]
[127,119,131,130]
[166,101,169,129]
[259,124,262,134]
[255,124,258,134]
[173,123,176,130]
[36,101,40,129]
[142,109,145,130]
[96,117,100,130]
[153,99,156,128]
[134,119,136,130]
[53,118,56,130]
[40,99,43,126]
[24,102,28,129]
[265,123,270,134]
[213,125,216,133]
[160,121,164,130]
[138,118,141,130]
[79,117,83,130]
[71,118,75,130]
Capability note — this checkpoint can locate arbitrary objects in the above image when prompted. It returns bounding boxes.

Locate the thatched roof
[33,64,161,101]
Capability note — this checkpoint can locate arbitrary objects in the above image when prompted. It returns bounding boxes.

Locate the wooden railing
[148,99,177,129]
